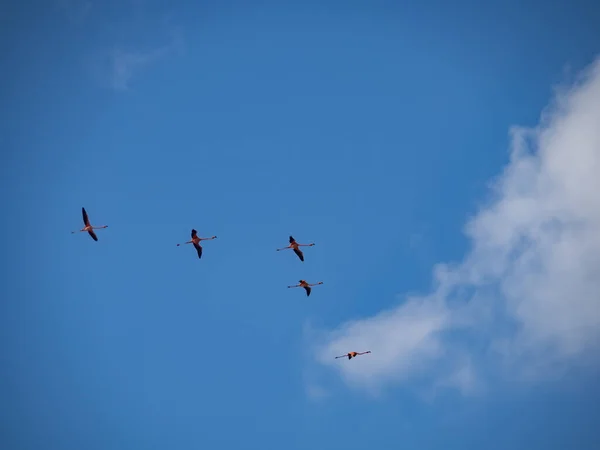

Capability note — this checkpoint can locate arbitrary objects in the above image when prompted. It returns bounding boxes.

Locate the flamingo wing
[293,248,304,261]
[194,242,203,259]
[191,229,198,239]
[82,207,90,226]
[304,285,311,297]
[289,235,296,244]
[88,230,98,241]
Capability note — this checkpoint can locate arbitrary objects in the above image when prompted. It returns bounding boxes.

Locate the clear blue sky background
[1,1,599,449]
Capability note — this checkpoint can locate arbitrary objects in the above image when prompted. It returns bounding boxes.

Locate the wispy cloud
[109,45,168,91]
[57,0,92,25]
[312,56,600,395]
[305,384,331,401]
[107,29,184,91]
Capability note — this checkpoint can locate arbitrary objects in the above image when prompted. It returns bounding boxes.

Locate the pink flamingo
[287,280,323,297]
[71,207,108,241]
[177,229,217,259]
[335,351,371,360]
[276,235,314,262]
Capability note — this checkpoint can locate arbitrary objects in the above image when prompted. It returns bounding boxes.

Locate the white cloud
[57,0,92,25]
[305,384,331,401]
[109,46,169,90]
[90,28,184,91]
[313,56,600,393]
[110,33,183,91]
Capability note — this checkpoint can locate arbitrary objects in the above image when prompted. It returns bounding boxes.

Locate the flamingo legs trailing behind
[71,207,108,241]
[177,229,217,259]
[276,235,314,262]
[335,351,371,360]
[287,280,323,297]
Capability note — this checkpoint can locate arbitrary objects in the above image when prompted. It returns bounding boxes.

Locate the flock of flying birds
[72,207,372,361]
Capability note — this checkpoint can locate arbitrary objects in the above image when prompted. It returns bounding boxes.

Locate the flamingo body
[288,280,323,297]
[72,207,108,241]
[276,235,314,261]
[177,229,217,259]
[335,351,371,360]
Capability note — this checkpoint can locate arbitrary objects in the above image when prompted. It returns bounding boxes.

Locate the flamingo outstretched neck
[287,280,323,297]
[335,351,371,360]
[177,229,217,259]
[276,235,315,261]
[72,207,108,241]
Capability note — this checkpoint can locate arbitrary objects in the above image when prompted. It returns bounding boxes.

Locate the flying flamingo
[177,229,217,259]
[335,351,371,360]
[71,207,108,241]
[276,235,314,262]
[287,280,323,297]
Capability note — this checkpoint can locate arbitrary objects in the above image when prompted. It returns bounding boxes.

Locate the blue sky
[2,1,600,449]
